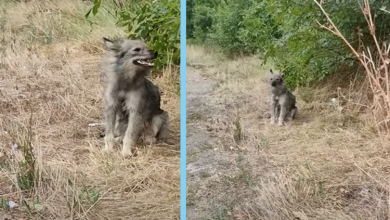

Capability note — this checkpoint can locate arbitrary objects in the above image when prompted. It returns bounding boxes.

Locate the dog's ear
[270,69,274,74]
[103,37,121,53]
[281,73,285,78]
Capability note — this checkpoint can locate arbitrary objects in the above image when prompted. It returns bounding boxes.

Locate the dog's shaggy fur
[268,69,297,126]
[100,37,169,156]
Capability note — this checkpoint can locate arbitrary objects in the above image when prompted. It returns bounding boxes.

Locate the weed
[186,183,199,206]
[174,81,180,96]
[233,112,242,144]
[0,198,9,210]
[259,138,269,149]
[199,171,211,179]
[235,155,254,187]
[209,206,229,220]
[81,185,100,204]
[188,112,203,122]
[16,112,36,191]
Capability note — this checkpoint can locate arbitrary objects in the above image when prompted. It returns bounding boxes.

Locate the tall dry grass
[0,1,180,219]
[315,0,390,132]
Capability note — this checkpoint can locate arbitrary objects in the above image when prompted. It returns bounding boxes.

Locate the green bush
[188,0,390,88]
[264,0,364,87]
[187,0,195,38]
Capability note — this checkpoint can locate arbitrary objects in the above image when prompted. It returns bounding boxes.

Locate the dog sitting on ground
[268,69,297,126]
[99,37,169,157]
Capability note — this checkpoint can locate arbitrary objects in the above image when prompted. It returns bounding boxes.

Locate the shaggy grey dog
[268,69,297,126]
[100,37,169,157]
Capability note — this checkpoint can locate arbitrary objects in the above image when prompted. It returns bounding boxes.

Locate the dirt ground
[0,1,180,219]
[186,45,390,220]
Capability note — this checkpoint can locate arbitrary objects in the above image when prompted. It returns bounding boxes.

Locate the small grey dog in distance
[100,37,169,157]
[268,69,297,126]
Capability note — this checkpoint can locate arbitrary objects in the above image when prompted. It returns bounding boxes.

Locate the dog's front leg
[122,113,142,157]
[103,99,117,152]
[278,105,287,126]
[115,109,128,143]
[270,97,276,125]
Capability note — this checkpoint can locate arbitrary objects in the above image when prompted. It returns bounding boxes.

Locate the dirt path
[186,64,263,220]
[186,66,222,220]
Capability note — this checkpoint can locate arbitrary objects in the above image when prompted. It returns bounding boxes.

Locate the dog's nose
[149,50,157,58]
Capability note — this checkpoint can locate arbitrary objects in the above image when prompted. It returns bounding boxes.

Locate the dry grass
[314,0,390,132]
[0,1,180,219]
[186,44,390,220]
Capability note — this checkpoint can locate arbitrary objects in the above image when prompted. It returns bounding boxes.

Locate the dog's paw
[122,150,133,158]
[115,136,123,143]
[104,135,115,151]
[121,144,133,158]
[144,137,157,145]
[102,148,113,154]
[277,122,284,126]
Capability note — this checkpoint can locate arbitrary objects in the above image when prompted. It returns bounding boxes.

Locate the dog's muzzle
[133,50,158,67]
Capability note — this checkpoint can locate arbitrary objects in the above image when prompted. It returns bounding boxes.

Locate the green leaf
[34,203,44,211]
[85,8,93,18]
[92,0,101,16]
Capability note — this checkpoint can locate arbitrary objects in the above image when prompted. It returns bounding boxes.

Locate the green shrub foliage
[187,0,390,87]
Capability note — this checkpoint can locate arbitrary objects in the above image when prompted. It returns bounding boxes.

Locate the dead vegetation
[315,0,390,132]
[186,44,390,220]
[0,0,180,219]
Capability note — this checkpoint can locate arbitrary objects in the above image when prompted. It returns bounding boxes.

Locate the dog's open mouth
[134,59,154,67]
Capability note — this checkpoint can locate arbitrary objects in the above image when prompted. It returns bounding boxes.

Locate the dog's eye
[134,48,141,52]
[118,52,126,59]
[270,78,273,80]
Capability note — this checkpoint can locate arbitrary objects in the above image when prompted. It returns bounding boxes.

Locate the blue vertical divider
[180,0,187,218]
